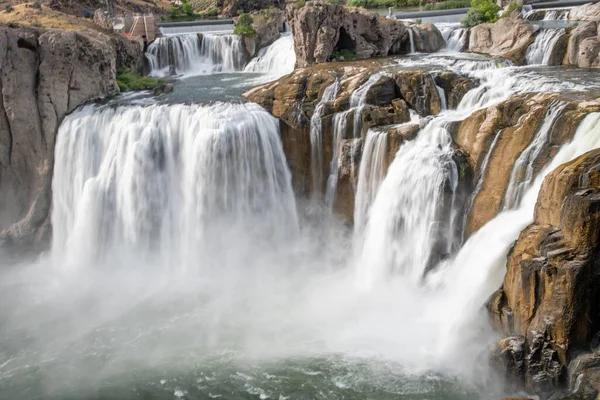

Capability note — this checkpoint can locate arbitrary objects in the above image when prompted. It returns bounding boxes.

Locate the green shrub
[168,7,179,18]
[234,13,256,36]
[325,0,344,4]
[461,0,499,26]
[182,2,194,15]
[329,49,357,60]
[415,17,422,23]
[116,69,164,92]
[295,0,305,9]
[4,4,13,12]
[501,1,521,17]
[423,0,470,11]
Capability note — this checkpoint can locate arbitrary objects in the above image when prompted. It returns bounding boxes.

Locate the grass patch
[424,0,470,11]
[116,68,164,92]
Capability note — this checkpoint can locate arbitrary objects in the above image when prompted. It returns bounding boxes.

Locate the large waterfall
[52,102,298,267]
[146,34,245,76]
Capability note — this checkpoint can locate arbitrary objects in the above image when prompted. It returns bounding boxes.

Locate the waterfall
[353,129,389,236]
[408,27,416,54]
[325,73,385,210]
[52,102,298,267]
[503,101,567,210]
[432,74,447,111]
[146,34,245,77]
[310,80,339,198]
[439,24,468,52]
[243,34,296,79]
[158,23,235,35]
[544,8,569,20]
[525,28,566,65]
[433,113,600,355]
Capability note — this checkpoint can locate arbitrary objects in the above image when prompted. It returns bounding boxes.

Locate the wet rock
[394,70,442,116]
[434,72,479,109]
[468,12,536,65]
[412,23,445,53]
[489,149,600,396]
[569,2,600,22]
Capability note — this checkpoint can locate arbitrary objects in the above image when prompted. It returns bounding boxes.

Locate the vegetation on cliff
[234,12,256,36]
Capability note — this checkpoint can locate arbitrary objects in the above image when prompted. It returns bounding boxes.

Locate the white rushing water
[309,80,339,198]
[243,34,296,79]
[525,28,566,65]
[146,34,245,77]
[52,102,298,268]
[408,27,416,54]
[439,24,468,52]
[158,23,235,35]
[325,73,386,209]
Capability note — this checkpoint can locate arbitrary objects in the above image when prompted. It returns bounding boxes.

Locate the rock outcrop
[454,94,600,238]
[564,22,600,69]
[286,1,444,67]
[488,148,600,396]
[241,8,286,57]
[569,2,600,22]
[243,60,475,222]
[468,12,536,64]
[0,26,143,246]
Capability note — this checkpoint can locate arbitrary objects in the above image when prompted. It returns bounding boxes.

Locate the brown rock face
[0,26,142,246]
[241,8,285,57]
[569,2,600,22]
[286,1,443,67]
[468,12,535,64]
[454,94,600,238]
[243,61,476,222]
[564,22,600,68]
[488,149,600,395]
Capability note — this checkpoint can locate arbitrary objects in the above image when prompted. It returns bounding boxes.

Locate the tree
[182,2,193,16]
[461,0,499,26]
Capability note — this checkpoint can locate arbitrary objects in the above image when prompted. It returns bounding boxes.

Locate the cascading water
[146,34,245,77]
[309,80,339,198]
[325,73,385,209]
[353,129,389,235]
[243,34,296,78]
[544,8,570,20]
[503,101,567,210]
[525,28,566,65]
[408,27,416,54]
[439,24,468,52]
[52,102,298,267]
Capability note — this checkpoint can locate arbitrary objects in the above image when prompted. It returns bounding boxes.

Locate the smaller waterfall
[244,34,296,78]
[503,101,567,210]
[146,34,245,77]
[544,8,569,20]
[431,74,447,111]
[408,27,416,54]
[354,129,389,235]
[325,74,385,209]
[525,28,566,65]
[310,80,339,198]
[439,24,468,52]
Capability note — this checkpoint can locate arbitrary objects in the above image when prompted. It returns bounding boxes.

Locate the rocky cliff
[285,1,444,67]
[219,0,285,17]
[0,25,143,247]
[488,146,600,398]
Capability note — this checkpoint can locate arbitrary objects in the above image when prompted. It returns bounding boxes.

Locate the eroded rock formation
[455,94,600,238]
[488,147,600,397]
[241,8,285,57]
[564,22,600,69]
[0,26,143,246]
[569,2,600,22]
[285,1,444,67]
[243,60,475,222]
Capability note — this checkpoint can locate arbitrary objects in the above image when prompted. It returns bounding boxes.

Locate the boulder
[577,36,600,68]
[434,71,479,109]
[489,148,600,395]
[468,12,536,64]
[241,8,285,58]
[569,2,600,22]
[564,22,599,67]
[0,26,142,246]
[286,1,443,67]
